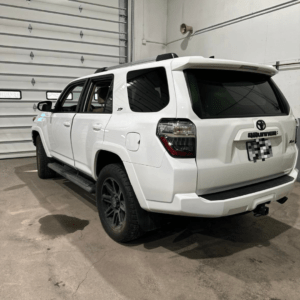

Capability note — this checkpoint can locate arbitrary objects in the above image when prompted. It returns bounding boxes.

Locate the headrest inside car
[97,87,109,102]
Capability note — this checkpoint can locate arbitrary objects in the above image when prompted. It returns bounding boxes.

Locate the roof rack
[94,53,178,74]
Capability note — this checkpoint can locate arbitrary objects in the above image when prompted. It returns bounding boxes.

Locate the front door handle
[63,121,71,127]
[93,123,102,131]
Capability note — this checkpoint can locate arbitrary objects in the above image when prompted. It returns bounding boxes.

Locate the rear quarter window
[126,67,169,112]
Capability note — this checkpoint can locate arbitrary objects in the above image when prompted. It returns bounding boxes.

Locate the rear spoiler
[171,57,278,76]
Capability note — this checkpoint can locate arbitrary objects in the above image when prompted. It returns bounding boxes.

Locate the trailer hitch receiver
[253,204,269,217]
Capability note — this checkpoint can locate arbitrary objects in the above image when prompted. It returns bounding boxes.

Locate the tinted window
[84,76,113,113]
[127,67,169,112]
[185,69,288,118]
[55,82,85,112]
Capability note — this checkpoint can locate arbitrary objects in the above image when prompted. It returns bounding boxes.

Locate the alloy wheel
[101,178,126,230]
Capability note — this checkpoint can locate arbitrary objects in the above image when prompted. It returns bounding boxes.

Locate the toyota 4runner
[32,53,299,242]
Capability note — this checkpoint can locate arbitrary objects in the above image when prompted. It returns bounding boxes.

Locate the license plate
[246,138,273,162]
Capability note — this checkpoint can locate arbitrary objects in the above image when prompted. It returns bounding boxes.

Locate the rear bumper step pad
[48,162,95,194]
[202,175,294,201]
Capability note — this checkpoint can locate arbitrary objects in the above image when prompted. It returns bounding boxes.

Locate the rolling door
[0,0,130,159]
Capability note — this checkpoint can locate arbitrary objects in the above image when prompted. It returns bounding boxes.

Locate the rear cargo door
[184,69,297,195]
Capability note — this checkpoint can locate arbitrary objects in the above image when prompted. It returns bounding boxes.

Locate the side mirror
[37,101,53,112]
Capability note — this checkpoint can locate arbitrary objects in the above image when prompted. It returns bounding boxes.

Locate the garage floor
[1,158,300,300]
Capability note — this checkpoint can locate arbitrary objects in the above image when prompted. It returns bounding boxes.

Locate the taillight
[157,119,196,158]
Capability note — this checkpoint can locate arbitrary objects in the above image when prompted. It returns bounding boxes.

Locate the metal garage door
[0,0,130,159]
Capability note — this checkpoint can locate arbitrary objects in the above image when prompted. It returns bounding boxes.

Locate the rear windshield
[185,69,289,119]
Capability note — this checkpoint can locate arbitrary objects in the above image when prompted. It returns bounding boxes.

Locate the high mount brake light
[157,119,196,158]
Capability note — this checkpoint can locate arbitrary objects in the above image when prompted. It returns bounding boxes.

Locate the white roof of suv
[171,56,278,76]
[73,53,278,83]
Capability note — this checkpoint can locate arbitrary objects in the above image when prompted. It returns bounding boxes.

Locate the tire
[36,135,56,179]
[96,164,143,243]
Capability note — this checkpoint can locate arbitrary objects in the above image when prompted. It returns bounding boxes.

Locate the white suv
[32,53,298,242]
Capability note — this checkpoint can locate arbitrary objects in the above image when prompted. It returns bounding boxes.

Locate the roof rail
[156,53,178,61]
[95,67,107,73]
[94,53,178,74]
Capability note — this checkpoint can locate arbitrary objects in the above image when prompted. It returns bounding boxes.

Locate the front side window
[185,69,289,118]
[127,67,169,112]
[55,82,85,112]
[84,75,113,113]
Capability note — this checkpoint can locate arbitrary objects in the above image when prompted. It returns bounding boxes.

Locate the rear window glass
[127,67,169,112]
[185,69,288,118]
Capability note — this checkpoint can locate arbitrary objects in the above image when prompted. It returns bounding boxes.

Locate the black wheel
[36,135,56,179]
[96,164,143,242]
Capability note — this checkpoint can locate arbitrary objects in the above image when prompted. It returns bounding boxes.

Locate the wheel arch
[32,130,39,146]
[31,126,52,157]
[94,150,124,178]
[94,149,149,210]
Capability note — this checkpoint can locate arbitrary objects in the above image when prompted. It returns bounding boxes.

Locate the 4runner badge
[248,131,278,138]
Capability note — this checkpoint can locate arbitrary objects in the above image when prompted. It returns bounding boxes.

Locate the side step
[48,163,96,194]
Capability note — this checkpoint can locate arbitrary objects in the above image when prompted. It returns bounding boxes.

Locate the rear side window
[83,75,113,114]
[127,67,169,112]
[185,69,289,118]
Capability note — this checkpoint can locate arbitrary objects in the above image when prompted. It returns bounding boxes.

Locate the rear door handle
[93,123,102,131]
[63,121,71,127]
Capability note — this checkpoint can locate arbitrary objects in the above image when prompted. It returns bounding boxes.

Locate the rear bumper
[147,169,298,217]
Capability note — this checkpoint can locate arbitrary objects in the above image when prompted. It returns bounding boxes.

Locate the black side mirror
[37,101,53,112]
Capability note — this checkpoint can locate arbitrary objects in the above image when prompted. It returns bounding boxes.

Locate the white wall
[134,0,300,117]
[165,0,300,116]
[133,0,167,61]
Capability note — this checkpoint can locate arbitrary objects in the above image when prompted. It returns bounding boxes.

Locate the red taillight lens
[157,119,196,158]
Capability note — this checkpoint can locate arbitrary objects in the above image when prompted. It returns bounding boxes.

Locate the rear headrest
[97,87,109,100]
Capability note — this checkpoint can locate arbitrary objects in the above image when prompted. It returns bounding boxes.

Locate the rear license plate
[246,138,273,162]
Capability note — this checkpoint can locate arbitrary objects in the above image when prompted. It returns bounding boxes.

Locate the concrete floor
[1,158,300,300]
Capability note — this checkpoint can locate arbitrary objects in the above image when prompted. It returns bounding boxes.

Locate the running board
[48,163,96,194]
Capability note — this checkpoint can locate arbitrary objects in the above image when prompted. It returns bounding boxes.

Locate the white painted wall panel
[0,34,122,60]
[0,0,129,159]
[273,68,300,117]
[0,116,35,128]
[133,0,167,61]
[164,0,300,117]
[0,63,93,78]
[0,127,32,142]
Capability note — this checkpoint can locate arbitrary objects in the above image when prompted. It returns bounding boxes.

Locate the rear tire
[96,164,143,242]
[36,135,56,179]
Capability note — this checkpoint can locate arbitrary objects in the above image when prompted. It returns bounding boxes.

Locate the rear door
[183,69,297,195]
[71,75,114,176]
[49,80,87,166]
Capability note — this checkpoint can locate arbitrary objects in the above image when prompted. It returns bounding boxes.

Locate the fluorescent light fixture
[0,90,22,99]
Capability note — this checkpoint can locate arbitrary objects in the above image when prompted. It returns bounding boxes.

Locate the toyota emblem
[256,120,266,131]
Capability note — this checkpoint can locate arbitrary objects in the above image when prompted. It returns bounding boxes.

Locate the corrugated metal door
[0,0,129,159]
